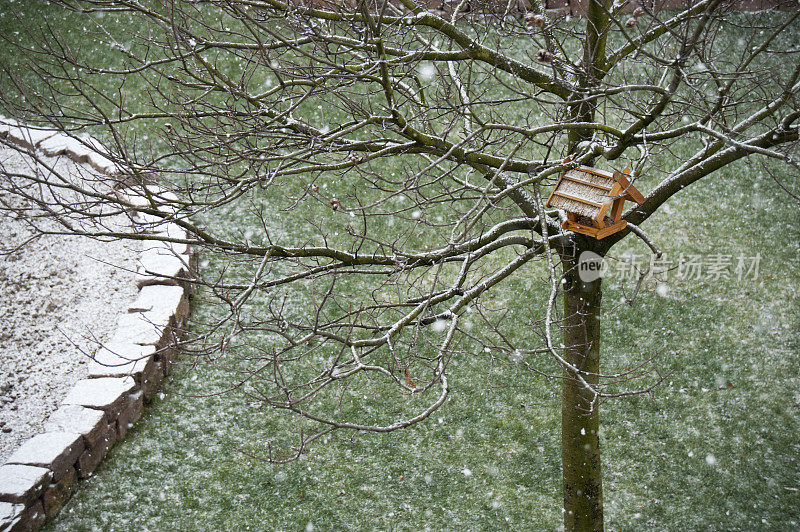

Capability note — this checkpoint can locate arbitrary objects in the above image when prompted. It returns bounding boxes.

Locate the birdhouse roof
[546,166,644,220]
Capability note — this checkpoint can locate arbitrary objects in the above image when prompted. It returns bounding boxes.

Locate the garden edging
[0,120,193,531]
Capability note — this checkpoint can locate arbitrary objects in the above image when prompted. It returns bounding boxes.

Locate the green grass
[43,154,799,531]
[0,4,798,531]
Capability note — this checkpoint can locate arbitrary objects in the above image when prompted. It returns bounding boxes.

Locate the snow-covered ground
[0,147,138,462]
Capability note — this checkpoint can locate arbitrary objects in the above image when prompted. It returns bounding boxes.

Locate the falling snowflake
[431,319,449,332]
[418,63,436,82]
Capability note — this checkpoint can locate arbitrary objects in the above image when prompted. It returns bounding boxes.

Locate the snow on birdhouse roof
[546,168,617,219]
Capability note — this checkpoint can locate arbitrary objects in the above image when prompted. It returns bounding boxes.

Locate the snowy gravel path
[0,147,138,462]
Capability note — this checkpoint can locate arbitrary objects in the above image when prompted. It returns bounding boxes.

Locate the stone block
[85,150,119,175]
[141,238,190,261]
[130,221,190,247]
[116,391,144,440]
[43,406,107,450]
[110,312,171,350]
[37,133,67,155]
[129,391,144,424]
[39,134,92,162]
[2,499,45,532]
[37,134,69,157]
[0,502,24,530]
[4,126,56,151]
[87,343,155,384]
[62,377,136,420]
[42,466,77,520]
[126,195,182,234]
[29,501,46,531]
[134,208,182,226]
[152,221,189,241]
[76,422,117,479]
[141,359,164,402]
[125,185,179,208]
[128,285,188,328]
[0,465,51,505]
[134,246,191,288]
[6,433,84,483]
[156,347,177,376]
[75,447,102,480]
[81,136,120,174]
[184,245,197,273]
[0,117,12,138]
[25,500,45,532]
[2,126,34,151]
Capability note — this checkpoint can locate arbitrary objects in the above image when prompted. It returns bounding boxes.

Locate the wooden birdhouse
[546,165,645,239]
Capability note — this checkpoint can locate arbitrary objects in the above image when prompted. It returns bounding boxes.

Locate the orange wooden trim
[552,190,604,208]
[567,212,578,221]
[614,169,631,188]
[594,182,620,222]
[562,220,600,238]
[625,190,646,205]
[596,183,618,221]
[610,197,625,221]
[595,201,612,222]
[596,220,627,239]
[613,167,645,205]
[545,172,567,208]
[577,165,614,179]
[562,219,627,239]
[545,190,558,208]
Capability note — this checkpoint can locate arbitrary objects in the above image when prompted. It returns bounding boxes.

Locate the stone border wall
[0,120,193,532]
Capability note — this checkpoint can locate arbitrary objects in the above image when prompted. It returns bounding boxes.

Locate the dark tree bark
[560,2,609,527]
[561,245,604,531]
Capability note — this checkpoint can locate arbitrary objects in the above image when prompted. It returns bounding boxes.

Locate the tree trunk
[561,4,609,522]
[561,252,604,531]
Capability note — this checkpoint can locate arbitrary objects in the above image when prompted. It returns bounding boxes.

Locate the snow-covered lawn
[42,149,800,530]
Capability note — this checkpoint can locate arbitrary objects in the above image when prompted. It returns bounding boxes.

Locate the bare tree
[1,1,798,529]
